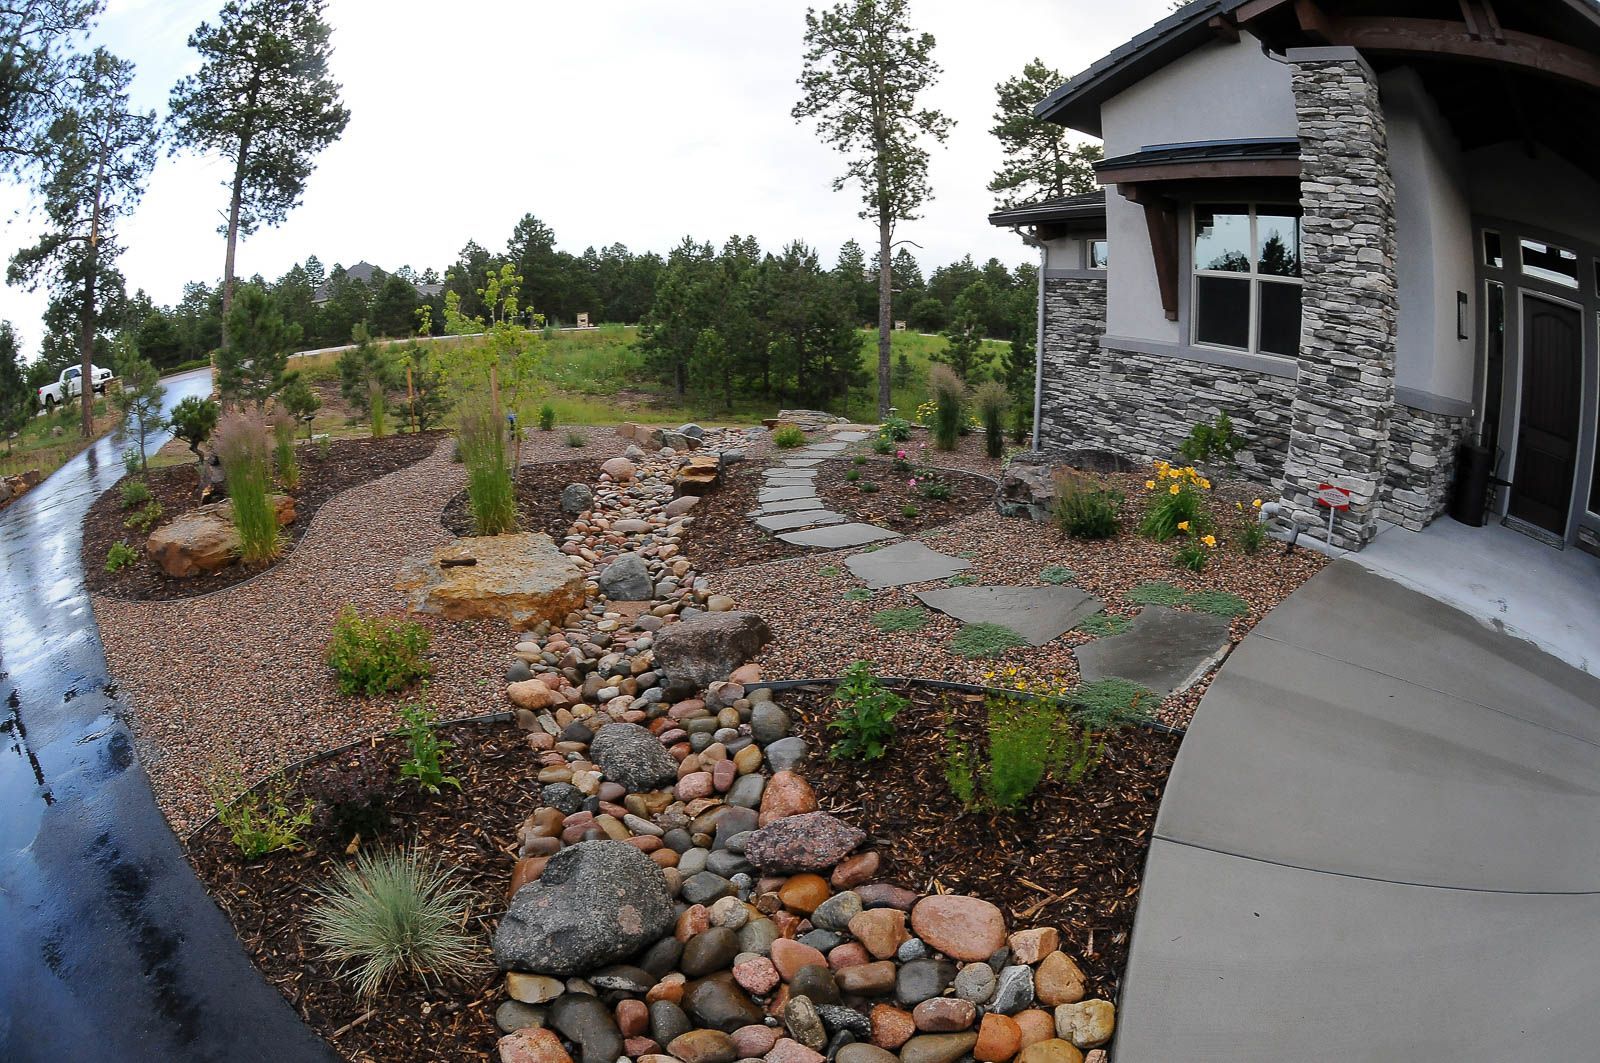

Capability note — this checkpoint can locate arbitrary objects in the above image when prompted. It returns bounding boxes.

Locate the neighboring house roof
[987,190,1107,229]
[1095,137,1301,182]
[312,261,441,304]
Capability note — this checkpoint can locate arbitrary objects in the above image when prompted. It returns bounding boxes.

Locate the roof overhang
[987,191,1108,230]
[1094,137,1301,185]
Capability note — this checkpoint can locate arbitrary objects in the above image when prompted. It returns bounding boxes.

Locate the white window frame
[1190,203,1303,357]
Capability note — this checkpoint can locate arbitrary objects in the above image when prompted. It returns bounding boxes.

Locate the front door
[1510,296,1583,535]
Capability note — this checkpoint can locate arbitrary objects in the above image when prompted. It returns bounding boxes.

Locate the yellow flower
[1252,498,1263,508]
[1202,535,1217,548]
[1145,480,1156,490]
[1199,478,1212,490]
[1169,484,1180,495]
[1177,520,1190,532]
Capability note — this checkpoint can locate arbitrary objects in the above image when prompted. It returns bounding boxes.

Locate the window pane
[1483,231,1503,269]
[1521,239,1579,288]
[1194,204,1251,273]
[1258,281,1301,356]
[1257,209,1301,277]
[1194,276,1251,349]
[1089,240,1108,269]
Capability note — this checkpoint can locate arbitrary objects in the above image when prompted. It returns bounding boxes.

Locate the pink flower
[896,450,906,459]
[908,478,917,487]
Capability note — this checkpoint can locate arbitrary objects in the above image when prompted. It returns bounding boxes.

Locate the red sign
[1316,484,1352,510]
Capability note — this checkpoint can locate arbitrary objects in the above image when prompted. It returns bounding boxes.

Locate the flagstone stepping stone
[913,585,1102,647]
[765,472,818,484]
[845,540,972,589]
[797,443,848,455]
[833,431,870,442]
[760,485,820,503]
[779,523,900,549]
[1073,605,1231,696]
[781,459,824,468]
[755,510,846,532]
[750,498,827,515]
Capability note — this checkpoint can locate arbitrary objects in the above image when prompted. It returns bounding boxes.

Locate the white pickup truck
[37,364,114,409]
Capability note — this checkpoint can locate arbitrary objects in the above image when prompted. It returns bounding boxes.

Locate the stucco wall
[1383,69,1477,405]
[1042,234,1101,272]
[1099,34,1298,346]
[1467,142,1600,248]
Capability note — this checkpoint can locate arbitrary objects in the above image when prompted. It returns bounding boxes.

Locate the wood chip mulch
[187,719,528,1063]
[681,459,994,571]
[440,458,604,542]
[787,682,1181,1004]
[83,432,442,602]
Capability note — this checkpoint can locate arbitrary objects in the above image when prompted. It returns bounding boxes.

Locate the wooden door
[1510,297,1583,535]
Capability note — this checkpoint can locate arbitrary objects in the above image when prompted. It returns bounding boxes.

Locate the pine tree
[988,59,1102,209]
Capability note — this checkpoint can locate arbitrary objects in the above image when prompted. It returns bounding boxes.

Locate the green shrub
[828,661,907,761]
[1139,464,1211,542]
[215,410,280,564]
[1235,503,1268,555]
[209,768,314,859]
[307,847,477,998]
[1009,403,1033,446]
[273,417,299,490]
[1186,589,1250,617]
[105,539,139,572]
[842,588,872,602]
[1040,565,1075,585]
[124,500,165,534]
[945,693,1103,811]
[872,607,927,633]
[773,425,806,448]
[878,416,914,442]
[928,365,967,452]
[1125,581,1187,606]
[397,699,460,794]
[853,454,868,466]
[919,479,952,501]
[1053,472,1121,540]
[871,435,894,454]
[819,564,842,577]
[901,504,919,518]
[1070,678,1156,731]
[846,468,861,482]
[565,430,586,448]
[951,622,1027,658]
[1178,411,1243,469]
[1077,612,1132,637]
[277,373,322,438]
[457,400,516,536]
[119,478,151,509]
[857,480,879,493]
[973,381,1011,461]
[121,446,142,476]
[1174,538,1210,572]
[168,395,220,461]
[326,607,432,698]
[538,403,557,431]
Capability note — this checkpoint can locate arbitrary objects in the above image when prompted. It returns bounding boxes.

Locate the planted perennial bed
[84,431,441,601]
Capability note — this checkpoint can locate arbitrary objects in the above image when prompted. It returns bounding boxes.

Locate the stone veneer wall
[1382,404,1468,531]
[1276,53,1399,551]
[1038,277,1296,485]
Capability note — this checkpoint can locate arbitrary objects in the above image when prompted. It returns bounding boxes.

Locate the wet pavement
[0,370,334,1061]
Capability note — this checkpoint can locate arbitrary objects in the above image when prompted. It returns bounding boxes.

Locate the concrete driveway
[1115,560,1600,1061]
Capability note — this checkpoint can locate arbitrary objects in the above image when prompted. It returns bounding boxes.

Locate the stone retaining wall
[1382,404,1468,531]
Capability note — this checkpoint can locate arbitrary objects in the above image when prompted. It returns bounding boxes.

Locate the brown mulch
[682,459,994,571]
[710,471,1326,728]
[84,432,442,602]
[788,682,1180,1004]
[188,719,529,1063]
[440,458,601,542]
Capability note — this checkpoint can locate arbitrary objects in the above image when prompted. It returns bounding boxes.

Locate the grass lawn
[1,398,120,479]
[285,324,1008,433]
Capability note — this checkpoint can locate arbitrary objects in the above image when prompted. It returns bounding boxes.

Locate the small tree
[690,327,733,411]
[937,303,984,381]
[337,324,400,437]
[110,346,165,473]
[168,395,219,470]
[219,283,297,407]
[396,341,452,433]
[276,371,321,437]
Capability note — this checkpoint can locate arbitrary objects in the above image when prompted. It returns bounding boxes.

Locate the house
[991,0,1600,554]
[311,261,444,305]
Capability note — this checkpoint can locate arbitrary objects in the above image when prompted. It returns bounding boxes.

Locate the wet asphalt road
[0,370,334,1061]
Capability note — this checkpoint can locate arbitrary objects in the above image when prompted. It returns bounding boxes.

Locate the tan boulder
[145,493,296,577]
[674,454,721,496]
[396,532,586,631]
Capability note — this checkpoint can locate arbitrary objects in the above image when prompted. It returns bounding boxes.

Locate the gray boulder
[678,423,706,440]
[590,721,679,790]
[598,551,653,601]
[493,841,675,976]
[653,610,772,688]
[561,482,594,514]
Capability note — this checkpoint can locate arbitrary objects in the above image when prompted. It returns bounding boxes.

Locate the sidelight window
[1192,203,1302,357]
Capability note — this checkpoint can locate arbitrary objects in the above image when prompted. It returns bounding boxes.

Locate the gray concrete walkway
[1115,560,1600,1062]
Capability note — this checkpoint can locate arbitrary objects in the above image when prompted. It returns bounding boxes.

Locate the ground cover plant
[326,607,431,698]
[828,661,906,761]
[396,699,459,794]
[871,606,927,633]
[951,621,1028,658]
[208,766,315,859]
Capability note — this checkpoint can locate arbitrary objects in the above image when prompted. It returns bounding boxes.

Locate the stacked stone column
[1276,50,1398,550]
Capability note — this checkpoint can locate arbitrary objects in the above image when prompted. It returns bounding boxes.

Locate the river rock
[652,611,773,688]
[681,927,741,977]
[684,971,765,1031]
[910,896,1007,962]
[1033,952,1086,1006]
[1016,1039,1084,1063]
[899,1032,978,1063]
[494,841,675,976]
[498,1027,572,1063]
[602,457,636,482]
[549,994,624,1063]
[598,552,653,601]
[561,483,594,513]
[744,812,865,874]
[589,721,679,790]
[1054,1001,1114,1050]
[668,1029,738,1063]
[895,959,956,1007]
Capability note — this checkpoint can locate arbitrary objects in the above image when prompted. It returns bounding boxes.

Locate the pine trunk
[220,157,246,351]
[876,218,892,420]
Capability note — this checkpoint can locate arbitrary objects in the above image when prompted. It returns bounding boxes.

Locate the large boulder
[560,483,594,514]
[598,551,653,601]
[590,721,679,790]
[653,611,772,688]
[494,841,676,976]
[743,812,866,874]
[674,455,721,497]
[396,532,586,631]
[145,493,296,578]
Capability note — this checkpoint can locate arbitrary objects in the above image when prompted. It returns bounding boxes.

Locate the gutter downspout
[1012,225,1046,452]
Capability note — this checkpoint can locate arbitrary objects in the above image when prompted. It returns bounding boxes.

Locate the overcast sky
[0,0,1178,359]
